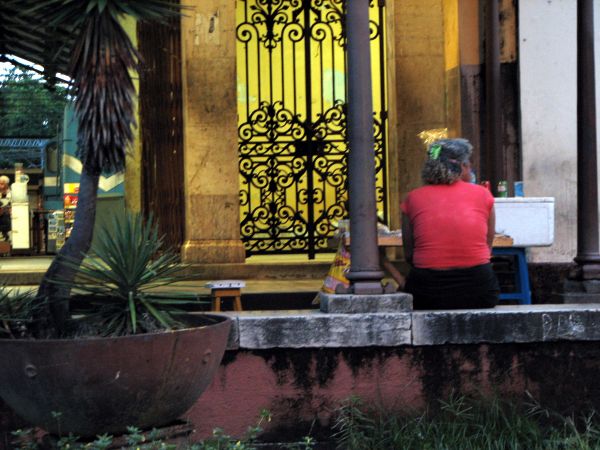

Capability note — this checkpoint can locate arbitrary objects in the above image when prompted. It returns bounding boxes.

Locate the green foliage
[12,0,184,173]
[12,0,187,335]
[49,212,207,336]
[10,429,38,450]
[19,0,184,29]
[10,409,316,450]
[192,409,275,450]
[332,392,600,450]
[0,285,38,337]
[0,66,68,139]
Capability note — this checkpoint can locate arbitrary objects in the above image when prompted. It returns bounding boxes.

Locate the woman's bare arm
[487,206,496,250]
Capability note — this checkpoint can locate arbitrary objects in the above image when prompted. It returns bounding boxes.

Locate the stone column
[180,0,245,263]
[322,0,414,310]
[345,0,385,294]
[484,0,504,191]
[564,0,600,301]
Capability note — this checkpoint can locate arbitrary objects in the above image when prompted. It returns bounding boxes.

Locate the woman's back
[402,180,494,269]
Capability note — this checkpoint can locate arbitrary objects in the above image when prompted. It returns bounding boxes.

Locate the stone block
[412,305,600,345]
[560,292,600,304]
[237,311,412,348]
[186,194,242,238]
[225,315,240,350]
[181,239,246,264]
[564,279,600,294]
[319,292,413,313]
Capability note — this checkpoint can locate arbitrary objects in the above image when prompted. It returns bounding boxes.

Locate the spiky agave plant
[11,0,182,337]
[0,286,38,338]
[50,213,209,337]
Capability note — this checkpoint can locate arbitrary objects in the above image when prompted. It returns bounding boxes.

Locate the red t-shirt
[401,180,494,269]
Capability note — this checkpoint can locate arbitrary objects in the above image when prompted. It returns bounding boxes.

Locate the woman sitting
[401,138,499,309]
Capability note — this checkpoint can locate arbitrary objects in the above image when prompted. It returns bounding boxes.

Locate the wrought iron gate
[237,0,388,258]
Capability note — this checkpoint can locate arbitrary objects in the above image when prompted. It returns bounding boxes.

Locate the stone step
[0,258,334,285]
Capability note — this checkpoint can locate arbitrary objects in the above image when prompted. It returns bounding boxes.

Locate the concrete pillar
[442,0,481,164]
[442,0,518,187]
[484,0,503,191]
[180,0,245,263]
[123,16,141,214]
[390,0,445,206]
[345,0,385,294]
[564,0,600,301]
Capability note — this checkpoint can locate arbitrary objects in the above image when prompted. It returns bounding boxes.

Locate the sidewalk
[0,256,328,303]
[0,256,53,272]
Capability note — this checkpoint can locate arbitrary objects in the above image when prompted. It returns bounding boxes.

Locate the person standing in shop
[0,176,12,242]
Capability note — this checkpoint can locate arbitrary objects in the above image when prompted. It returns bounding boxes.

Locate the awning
[0,3,78,82]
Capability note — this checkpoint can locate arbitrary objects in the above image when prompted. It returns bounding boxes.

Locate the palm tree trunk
[36,165,100,337]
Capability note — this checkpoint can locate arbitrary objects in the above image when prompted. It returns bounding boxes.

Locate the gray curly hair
[421,138,472,185]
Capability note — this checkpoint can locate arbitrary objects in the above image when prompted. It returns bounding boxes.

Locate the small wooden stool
[0,240,10,256]
[205,280,246,312]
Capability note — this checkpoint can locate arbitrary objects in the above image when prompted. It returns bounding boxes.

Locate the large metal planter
[0,314,231,437]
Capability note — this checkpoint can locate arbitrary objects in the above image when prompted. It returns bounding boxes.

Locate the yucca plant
[0,286,38,338]
[7,0,184,337]
[49,213,208,337]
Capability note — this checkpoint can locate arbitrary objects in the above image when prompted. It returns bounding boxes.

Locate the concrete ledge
[319,292,413,313]
[413,304,600,345]
[229,310,412,349]
[222,304,600,350]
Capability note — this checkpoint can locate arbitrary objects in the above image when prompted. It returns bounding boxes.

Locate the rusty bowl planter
[0,314,231,437]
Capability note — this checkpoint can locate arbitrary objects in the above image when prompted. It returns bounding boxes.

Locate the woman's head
[0,176,9,192]
[421,138,473,185]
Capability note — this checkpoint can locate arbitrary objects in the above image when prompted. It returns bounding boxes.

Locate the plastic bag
[320,241,351,294]
[417,128,448,148]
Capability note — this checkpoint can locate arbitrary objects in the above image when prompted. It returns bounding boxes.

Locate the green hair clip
[429,144,442,160]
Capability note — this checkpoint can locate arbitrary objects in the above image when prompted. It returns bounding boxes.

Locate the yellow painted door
[237,0,388,258]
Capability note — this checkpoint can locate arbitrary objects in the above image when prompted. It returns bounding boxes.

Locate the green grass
[11,394,600,449]
[332,393,600,450]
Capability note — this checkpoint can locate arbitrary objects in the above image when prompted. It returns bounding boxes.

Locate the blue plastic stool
[492,247,531,305]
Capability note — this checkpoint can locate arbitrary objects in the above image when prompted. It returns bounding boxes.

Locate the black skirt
[405,263,499,310]
[0,213,9,234]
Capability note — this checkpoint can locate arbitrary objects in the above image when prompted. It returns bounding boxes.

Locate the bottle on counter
[496,181,509,198]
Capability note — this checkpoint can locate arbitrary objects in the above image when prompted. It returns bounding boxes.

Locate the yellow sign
[64,183,80,194]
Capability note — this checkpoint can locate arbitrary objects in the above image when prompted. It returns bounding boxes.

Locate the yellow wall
[459,0,481,66]
[389,0,446,222]
[500,0,517,63]
[444,0,460,71]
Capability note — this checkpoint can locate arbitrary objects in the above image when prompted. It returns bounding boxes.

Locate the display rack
[63,183,79,239]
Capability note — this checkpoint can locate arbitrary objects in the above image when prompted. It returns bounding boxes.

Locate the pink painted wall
[2,341,597,445]
[184,344,541,440]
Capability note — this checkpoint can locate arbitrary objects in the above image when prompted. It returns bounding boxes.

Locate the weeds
[332,392,600,450]
[10,409,315,450]
[15,393,600,450]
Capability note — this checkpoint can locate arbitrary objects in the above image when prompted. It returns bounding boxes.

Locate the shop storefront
[0,106,125,256]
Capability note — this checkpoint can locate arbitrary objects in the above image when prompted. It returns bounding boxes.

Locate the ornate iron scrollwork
[238,0,388,258]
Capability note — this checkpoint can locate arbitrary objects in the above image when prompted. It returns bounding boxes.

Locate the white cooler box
[494,197,554,247]
[11,203,30,249]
